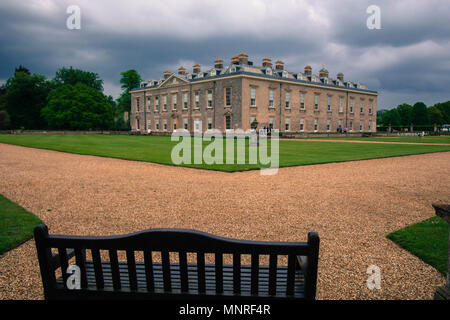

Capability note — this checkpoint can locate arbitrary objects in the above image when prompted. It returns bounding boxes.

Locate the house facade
[130,53,378,134]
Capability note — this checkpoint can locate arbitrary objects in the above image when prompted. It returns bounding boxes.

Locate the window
[314,118,318,132]
[155,119,160,130]
[136,98,140,112]
[251,87,256,106]
[163,119,167,131]
[300,93,305,109]
[250,116,257,129]
[183,92,188,109]
[314,95,319,110]
[339,119,342,129]
[184,118,188,130]
[327,119,331,131]
[163,96,167,111]
[300,118,304,131]
[269,89,274,108]
[172,94,177,110]
[339,97,343,113]
[350,120,353,131]
[360,120,363,131]
[327,96,331,112]
[360,100,364,113]
[369,100,373,114]
[195,91,199,109]
[225,115,231,129]
[208,117,212,129]
[147,120,151,130]
[173,119,177,131]
[285,118,290,131]
[350,98,354,113]
[136,118,140,129]
[225,87,231,106]
[368,121,372,131]
[155,96,159,111]
[194,119,200,131]
[285,92,290,109]
[207,90,213,107]
[147,96,152,112]
[269,117,274,130]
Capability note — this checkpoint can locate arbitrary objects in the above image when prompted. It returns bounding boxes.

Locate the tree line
[0,66,142,130]
[377,101,450,129]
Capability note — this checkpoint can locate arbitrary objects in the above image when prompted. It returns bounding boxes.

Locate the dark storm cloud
[0,0,449,108]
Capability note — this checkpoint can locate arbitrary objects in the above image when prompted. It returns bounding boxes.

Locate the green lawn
[0,134,449,172]
[387,217,449,275]
[0,194,43,255]
[309,136,450,144]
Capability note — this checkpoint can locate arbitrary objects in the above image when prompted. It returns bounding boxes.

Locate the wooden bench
[34,224,320,300]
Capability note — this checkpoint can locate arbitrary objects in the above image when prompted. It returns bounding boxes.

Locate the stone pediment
[157,74,189,88]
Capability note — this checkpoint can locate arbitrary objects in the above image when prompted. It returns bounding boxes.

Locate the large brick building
[130,53,378,134]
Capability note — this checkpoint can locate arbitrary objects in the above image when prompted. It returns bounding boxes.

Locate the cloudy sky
[0,0,449,109]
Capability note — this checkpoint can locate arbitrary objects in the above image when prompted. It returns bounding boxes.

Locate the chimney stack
[319,68,329,78]
[275,59,284,71]
[214,58,224,69]
[178,66,187,75]
[304,65,312,76]
[238,52,249,65]
[231,55,239,65]
[163,69,171,79]
[337,72,344,81]
[193,64,201,73]
[262,57,272,68]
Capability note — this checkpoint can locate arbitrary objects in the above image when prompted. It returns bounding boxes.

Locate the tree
[42,83,114,130]
[4,70,52,129]
[412,102,430,125]
[0,110,10,129]
[14,65,30,76]
[396,103,413,126]
[432,101,450,124]
[381,109,401,127]
[428,105,444,125]
[117,70,142,113]
[54,67,103,92]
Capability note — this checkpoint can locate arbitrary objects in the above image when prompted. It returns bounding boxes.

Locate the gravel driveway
[0,143,448,300]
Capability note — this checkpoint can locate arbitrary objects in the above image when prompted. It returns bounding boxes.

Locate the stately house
[130,53,378,134]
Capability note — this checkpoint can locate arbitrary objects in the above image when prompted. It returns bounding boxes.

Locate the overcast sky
[0,0,449,109]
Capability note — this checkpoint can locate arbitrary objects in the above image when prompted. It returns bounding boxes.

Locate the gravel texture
[0,143,448,300]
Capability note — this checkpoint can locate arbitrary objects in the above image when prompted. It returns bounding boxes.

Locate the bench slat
[233,253,241,294]
[91,249,104,289]
[109,250,121,290]
[286,254,296,296]
[74,248,88,289]
[251,254,259,295]
[126,250,137,291]
[161,251,171,292]
[197,252,206,293]
[269,254,277,296]
[144,250,154,292]
[179,252,188,292]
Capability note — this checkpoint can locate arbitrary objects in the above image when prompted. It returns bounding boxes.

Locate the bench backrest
[34,224,319,299]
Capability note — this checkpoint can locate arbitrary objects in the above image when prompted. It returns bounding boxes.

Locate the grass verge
[0,194,43,255]
[387,217,449,275]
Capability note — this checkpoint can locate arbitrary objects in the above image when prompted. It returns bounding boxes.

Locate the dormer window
[197,72,204,78]
[282,70,288,78]
[210,69,216,76]
[266,68,273,75]
[323,78,328,84]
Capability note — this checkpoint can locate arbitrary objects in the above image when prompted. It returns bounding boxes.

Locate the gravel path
[0,143,448,300]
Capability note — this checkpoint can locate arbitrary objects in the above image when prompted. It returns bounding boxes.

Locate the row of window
[135,88,232,113]
[136,116,234,132]
[136,89,374,115]
[280,118,373,132]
